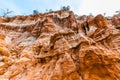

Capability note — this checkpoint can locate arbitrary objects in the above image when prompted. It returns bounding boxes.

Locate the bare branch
[0,8,13,17]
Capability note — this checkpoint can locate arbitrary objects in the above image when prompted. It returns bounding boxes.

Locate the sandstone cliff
[0,10,120,80]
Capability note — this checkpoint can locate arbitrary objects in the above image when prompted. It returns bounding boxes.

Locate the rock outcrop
[0,10,120,80]
[112,14,120,29]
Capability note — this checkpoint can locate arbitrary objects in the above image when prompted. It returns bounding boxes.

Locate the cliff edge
[0,10,120,80]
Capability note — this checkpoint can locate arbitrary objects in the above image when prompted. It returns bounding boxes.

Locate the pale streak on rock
[0,10,120,80]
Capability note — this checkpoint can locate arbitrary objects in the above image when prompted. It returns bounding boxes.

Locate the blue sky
[0,0,120,16]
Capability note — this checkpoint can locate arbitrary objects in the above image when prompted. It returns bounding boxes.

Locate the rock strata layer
[0,10,120,80]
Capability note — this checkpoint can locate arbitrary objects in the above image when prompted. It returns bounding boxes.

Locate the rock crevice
[0,10,120,80]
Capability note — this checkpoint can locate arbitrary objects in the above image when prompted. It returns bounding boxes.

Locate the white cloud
[78,0,120,16]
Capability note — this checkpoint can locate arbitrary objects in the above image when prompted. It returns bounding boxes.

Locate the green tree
[115,10,120,14]
[66,5,70,10]
[49,9,53,12]
[61,5,71,10]
[33,10,39,14]
[103,13,106,16]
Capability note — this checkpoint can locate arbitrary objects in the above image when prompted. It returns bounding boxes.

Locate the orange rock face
[112,14,120,29]
[0,10,120,80]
